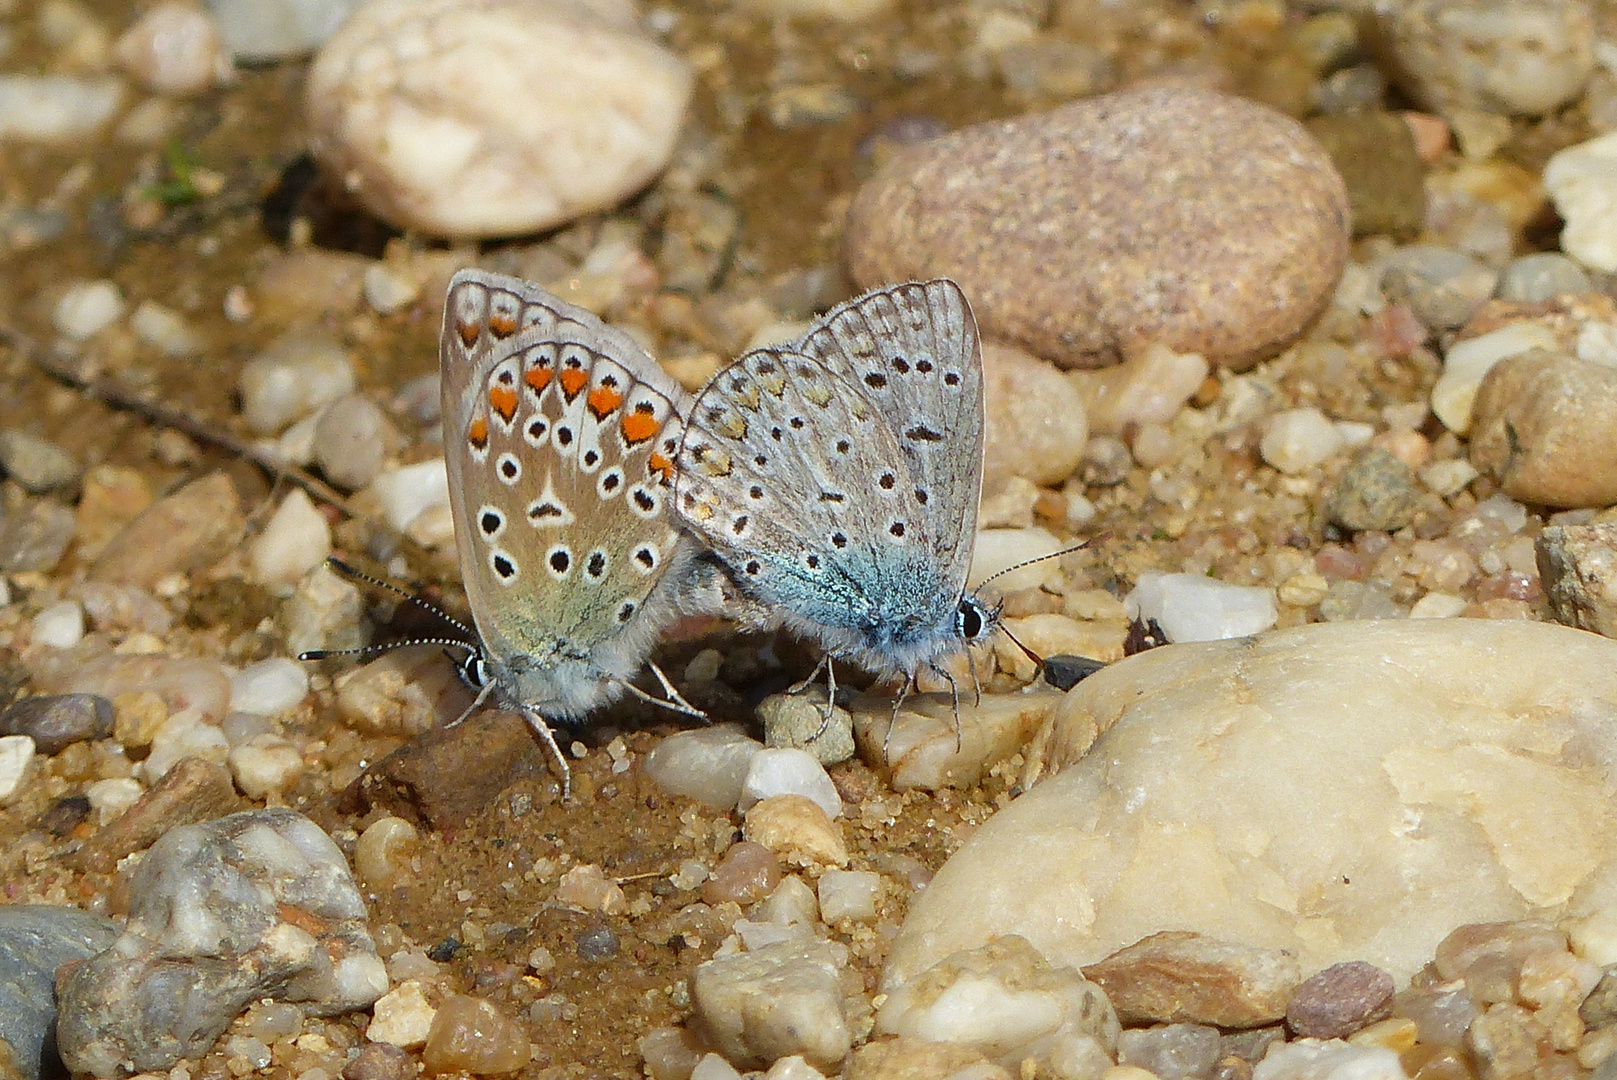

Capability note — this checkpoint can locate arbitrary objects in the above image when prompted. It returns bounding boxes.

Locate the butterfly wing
[676,346,949,666]
[792,280,984,597]
[440,269,693,714]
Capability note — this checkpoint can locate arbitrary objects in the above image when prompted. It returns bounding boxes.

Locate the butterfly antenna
[976,535,1107,591]
[997,620,1045,674]
[322,556,479,641]
[298,636,480,663]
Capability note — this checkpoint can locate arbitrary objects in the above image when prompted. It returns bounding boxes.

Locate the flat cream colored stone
[885,620,1617,992]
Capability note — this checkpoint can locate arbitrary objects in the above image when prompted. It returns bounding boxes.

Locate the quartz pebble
[52,279,124,341]
[204,0,359,60]
[0,431,81,493]
[1538,522,1617,637]
[0,76,124,142]
[1252,1040,1403,1080]
[281,559,365,658]
[743,794,848,868]
[1470,350,1617,508]
[0,905,121,1080]
[877,935,1119,1076]
[368,980,435,1049]
[31,599,85,649]
[845,87,1349,369]
[1369,0,1597,118]
[0,735,35,802]
[306,0,694,239]
[0,694,113,755]
[353,815,418,890]
[969,526,1065,593]
[702,841,781,906]
[691,941,853,1070]
[739,748,842,819]
[363,459,450,539]
[128,300,204,357]
[1118,1024,1222,1080]
[1072,343,1209,437]
[983,342,1089,486]
[114,2,228,96]
[1125,573,1278,644]
[228,733,305,800]
[239,331,357,435]
[422,995,530,1075]
[817,869,880,924]
[1260,408,1349,475]
[362,263,421,315]
[894,619,1617,992]
[556,864,627,915]
[1084,932,1300,1028]
[851,689,1065,793]
[0,501,77,573]
[312,395,400,490]
[1543,132,1617,274]
[1498,253,1594,303]
[56,809,387,1077]
[1379,245,1496,331]
[1430,322,1558,435]
[645,724,763,810]
[249,488,332,585]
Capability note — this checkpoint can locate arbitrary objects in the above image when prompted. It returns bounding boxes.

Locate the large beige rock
[1469,348,1617,509]
[884,619,1617,993]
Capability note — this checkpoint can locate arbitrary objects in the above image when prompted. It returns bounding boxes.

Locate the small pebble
[422,996,530,1075]
[743,794,848,868]
[368,981,435,1049]
[1261,408,1348,475]
[1119,1024,1222,1080]
[1497,253,1594,303]
[115,2,226,96]
[365,459,450,534]
[31,599,85,649]
[1379,245,1497,331]
[1470,350,1617,508]
[702,841,781,906]
[1544,132,1617,274]
[1430,321,1558,435]
[555,864,626,916]
[227,733,306,799]
[249,488,332,585]
[575,924,620,962]
[0,734,35,801]
[313,395,400,490]
[1126,573,1279,644]
[691,941,852,1070]
[0,431,81,494]
[1072,343,1209,437]
[354,815,419,890]
[239,331,357,434]
[362,263,421,315]
[983,342,1090,486]
[0,694,113,755]
[204,0,359,61]
[645,725,763,810]
[739,748,842,819]
[52,280,124,341]
[229,657,310,716]
[1043,654,1106,691]
[343,1042,413,1080]
[0,76,124,143]
[817,869,880,923]
[127,300,205,357]
[1326,449,1420,533]
[1287,961,1396,1039]
[85,777,142,824]
[1251,1039,1403,1080]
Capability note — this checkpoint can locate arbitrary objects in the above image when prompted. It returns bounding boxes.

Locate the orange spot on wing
[468,417,488,449]
[489,314,518,338]
[525,366,553,393]
[559,367,589,399]
[456,319,479,347]
[648,452,673,482]
[489,386,518,423]
[587,385,624,419]
[621,407,660,445]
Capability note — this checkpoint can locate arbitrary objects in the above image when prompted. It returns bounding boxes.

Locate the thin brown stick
[0,322,359,517]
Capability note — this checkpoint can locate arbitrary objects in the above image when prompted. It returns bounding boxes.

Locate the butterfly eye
[957,600,989,641]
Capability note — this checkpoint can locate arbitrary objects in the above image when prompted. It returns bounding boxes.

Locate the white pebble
[204,0,360,62]
[817,869,880,923]
[221,712,274,748]
[362,263,421,315]
[0,75,123,142]
[1544,131,1617,274]
[128,300,205,357]
[31,599,85,649]
[1253,1040,1404,1080]
[1576,321,1617,368]
[239,331,357,434]
[229,657,310,716]
[366,459,450,533]
[1419,459,1479,497]
[1410,593,1467,619]
[354,815,419,888]
[644,725,763,810]
[739,748,842,820]
[969,526,1065,593]
[367,980,435,1048]
[0,735,34,802]
[249,488,332,585]
[1126,572,1279,643]
[229,733,306,799]
[1431,322,1559,435]
[140,710,229,782]
[1260,408,1346,474]
[304,0,693,238]
[52,280,125,341]
[86,777,144,824]
[115,2,228,97]
[691,1054,745,1080]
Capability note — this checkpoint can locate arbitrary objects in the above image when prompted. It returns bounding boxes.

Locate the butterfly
[429,268,706,795]
[672,279,1001,713]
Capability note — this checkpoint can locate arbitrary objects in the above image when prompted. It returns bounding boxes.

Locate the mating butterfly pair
[419,270,997,796]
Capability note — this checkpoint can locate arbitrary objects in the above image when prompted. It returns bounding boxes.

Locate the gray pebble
[0,432,80,495]
[312,394,400,490]
[758,691,855,767]
[575,925,620,962]
[0,695,113,756]
[1043,655,1105,691]
[56,809,387,1078]
[0,502,76,574]
[1118,1023,1223,1080]
[1580,969,1617,1028]
[1498,252,1594,303]
[1326,448,1420,533]
[0,905,121,1080]
[1285,960,1395,1038]
[1379,245,1497,331]
[1537,522,1617,637]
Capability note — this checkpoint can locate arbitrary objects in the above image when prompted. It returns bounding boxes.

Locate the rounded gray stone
[0,905,120,1080]
[844,87,1350,370]
[0,694,114,756]
[1325,448,1420,533]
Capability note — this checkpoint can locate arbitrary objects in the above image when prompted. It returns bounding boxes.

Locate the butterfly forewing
[440,269,690,693]
[792,280,984,594]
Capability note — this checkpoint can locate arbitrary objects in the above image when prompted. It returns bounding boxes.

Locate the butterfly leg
[520,707,572,802]
[930,662,964,754]
[881,675,915,764]
[965,645,983,708]
[618,661,708,721]
[785,654,829,696]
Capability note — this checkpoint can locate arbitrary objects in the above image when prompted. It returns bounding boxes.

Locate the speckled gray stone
[0,905,120,1080]
[844,87,1350,370]
[1537,522,1617,637]
[0,695,113,756]
[1326,448,1420,533]
[0,502,76,574]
